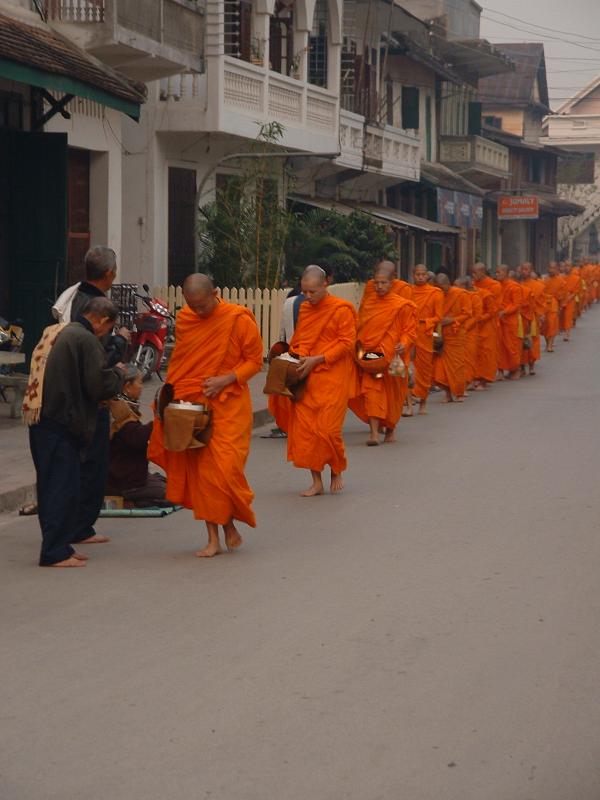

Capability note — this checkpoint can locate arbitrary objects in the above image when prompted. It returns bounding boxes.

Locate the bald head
[183,273,219,318]
[413,263,429,286]
[374,260,396,280]
[302,265,327,285]
[435,273,450,293]
[301,265,329,305]
[471,262,487,280]
[496,265,509,281]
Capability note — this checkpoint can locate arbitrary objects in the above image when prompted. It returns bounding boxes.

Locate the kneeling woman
[106,365,168,506]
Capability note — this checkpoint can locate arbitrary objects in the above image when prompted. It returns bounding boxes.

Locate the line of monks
[149,261,598,557]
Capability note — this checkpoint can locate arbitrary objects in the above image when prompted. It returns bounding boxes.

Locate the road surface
[2,312,600,799]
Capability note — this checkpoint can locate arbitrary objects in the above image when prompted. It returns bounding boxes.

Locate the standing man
[25,298,124,567]
[410,264,443,415]
[349,265,416,445]
[433,274,470,403]
[519,263,545,375]
[54,246,130,546]
[562,262,582,341]
[270,266,357,496]
[495,265,523,380]
[543,262,566,353]
[149,274,263,557]
[359,260,413,310]
[473,282,497,391]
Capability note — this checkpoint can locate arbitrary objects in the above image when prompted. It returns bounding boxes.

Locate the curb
[0,407,274,515]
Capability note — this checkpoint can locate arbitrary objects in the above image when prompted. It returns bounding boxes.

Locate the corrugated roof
[479,43,549,111]
[0,11,146,107]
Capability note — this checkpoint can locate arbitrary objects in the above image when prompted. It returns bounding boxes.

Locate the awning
[288,195,460,235]
[359,203,460,234]
[420,162,486,197]
[0,11,146,120]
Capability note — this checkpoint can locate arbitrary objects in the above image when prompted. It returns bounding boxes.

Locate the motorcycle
[131,285,175,382]
[0,315,24,374]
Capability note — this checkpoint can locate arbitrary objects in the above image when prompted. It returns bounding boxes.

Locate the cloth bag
[163,403,212,452]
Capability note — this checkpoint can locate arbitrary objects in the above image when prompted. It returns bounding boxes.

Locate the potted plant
[250,39,264,67]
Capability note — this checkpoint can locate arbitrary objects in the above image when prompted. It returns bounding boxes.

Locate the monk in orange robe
[456,276,481,391]
[148,274,263,558]
[349,266,416,445]
[409,264,443,415]
[472,284,496,390]
[433,273,470,402]
[519,262,545,375]
[543,262,566,353]
[472,262,501,375]
[560,263,582,340]
[495,265,523,380]
[270,266,357,496]
[359,260,413,311]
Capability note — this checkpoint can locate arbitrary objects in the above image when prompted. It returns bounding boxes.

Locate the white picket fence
[153,282,364,357]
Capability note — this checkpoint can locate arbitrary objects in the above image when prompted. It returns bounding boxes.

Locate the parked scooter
[0,315,24,374]
[131,285,175,381]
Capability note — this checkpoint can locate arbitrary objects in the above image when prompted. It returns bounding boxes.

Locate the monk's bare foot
[330,473,344,494]
[72,552,89,561]
[366,438,380,446]
[78,534,110,544]
[441,393,453,404]
[383,431,396,443]
[43,556,86,568]
[195,543,223,558]
[455,396,464,403]
[224,522,243,550]
[300,483,324,497]
[529,368,536,376]
[474,384,486,392]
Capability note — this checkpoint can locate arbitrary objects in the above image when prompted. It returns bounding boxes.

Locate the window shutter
[402,87,420,130]
[386,82,394,126]
[468,101,482,136]
[240,2,252,62]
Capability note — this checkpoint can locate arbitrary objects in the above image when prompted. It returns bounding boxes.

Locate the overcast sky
[479,0,600,111]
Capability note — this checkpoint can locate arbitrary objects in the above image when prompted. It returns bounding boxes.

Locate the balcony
[439,135,510,188]
[44,0,204,81]
[159,57,339,153]
[336,109,420,183]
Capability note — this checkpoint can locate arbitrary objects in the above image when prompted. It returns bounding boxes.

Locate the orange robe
[474,276,501,369]
[148,301,263,526]
[475,287,497,383]
[521,278,545,364]
[497,278,523,372]
[433,287,470,398]
[561,272,582,331]
[463,290,482,386]
[543,275,566,339]
[349,291,416,430]
[518,282,534,366]
[271,294,357,474]
[411,284,443,401]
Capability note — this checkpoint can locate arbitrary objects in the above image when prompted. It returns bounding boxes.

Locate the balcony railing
[160,57,338,147]
[337,109,420,182]
[45,0,204,64]
[439,135,510,178]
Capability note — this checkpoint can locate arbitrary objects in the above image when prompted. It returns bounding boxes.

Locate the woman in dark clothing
[106,365,168,506]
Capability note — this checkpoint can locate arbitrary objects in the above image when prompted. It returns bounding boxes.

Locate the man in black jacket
[57,247,130,548]
[29,298,124,567]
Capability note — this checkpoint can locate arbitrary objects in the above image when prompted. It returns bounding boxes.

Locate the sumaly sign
[498,196,539,220]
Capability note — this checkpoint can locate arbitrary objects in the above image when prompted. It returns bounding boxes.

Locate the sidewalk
[0,368,272,514]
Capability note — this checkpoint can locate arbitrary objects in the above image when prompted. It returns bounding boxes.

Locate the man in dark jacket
[56,246,130,548]
[29,298,124,567]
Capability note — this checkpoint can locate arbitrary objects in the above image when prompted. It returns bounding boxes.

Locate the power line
[482,7,600,43]
[481,14,600,54]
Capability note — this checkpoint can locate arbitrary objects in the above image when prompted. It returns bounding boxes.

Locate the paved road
[2,312,600,800]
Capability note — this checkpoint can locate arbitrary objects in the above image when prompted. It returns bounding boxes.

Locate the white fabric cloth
[51,282,81,323]
[279,295,296,343]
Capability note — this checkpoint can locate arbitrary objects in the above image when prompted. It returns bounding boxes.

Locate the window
[270,1,294,75]
[341,37,357,112]
[402,87,420,130]
[529,155,545,184]
[309,0,329,87]
[224,1,253,62]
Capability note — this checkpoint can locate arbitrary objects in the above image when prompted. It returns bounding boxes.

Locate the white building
[544,76,600,262]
